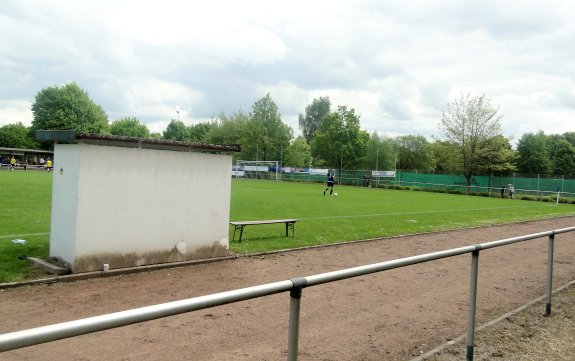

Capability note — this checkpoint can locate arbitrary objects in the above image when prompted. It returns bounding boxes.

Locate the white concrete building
[37,131,240,273]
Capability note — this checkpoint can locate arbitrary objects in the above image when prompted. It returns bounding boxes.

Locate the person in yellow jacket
[10,156,16,171]
[45,158,53,172]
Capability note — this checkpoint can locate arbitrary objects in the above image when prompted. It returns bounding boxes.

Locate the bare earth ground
[1,217,575,361]
[420,280,575,361]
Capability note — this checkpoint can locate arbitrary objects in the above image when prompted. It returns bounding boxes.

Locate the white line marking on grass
[0,232,49,239]
[235,187,276,192]
[304,205,538,221]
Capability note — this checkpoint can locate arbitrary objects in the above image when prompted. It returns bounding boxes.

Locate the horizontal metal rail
[1,225,574,360]
[0,280,293,352]
[304,244,476,286]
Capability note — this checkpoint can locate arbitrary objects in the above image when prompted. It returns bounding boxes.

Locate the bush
[428,188,444,193]
[447,189,464,195]
[467,191,490,197]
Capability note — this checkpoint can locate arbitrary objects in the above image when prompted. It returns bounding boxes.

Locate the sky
[1,0,574,143]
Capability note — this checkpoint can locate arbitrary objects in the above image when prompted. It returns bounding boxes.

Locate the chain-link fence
[277,169,575,203]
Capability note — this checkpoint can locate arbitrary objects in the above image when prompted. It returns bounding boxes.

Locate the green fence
[279,169,575,201]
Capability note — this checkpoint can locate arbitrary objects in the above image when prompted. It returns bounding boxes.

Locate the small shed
[37,131,241,273]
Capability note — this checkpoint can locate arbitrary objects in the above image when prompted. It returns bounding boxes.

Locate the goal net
[235,160,279,181]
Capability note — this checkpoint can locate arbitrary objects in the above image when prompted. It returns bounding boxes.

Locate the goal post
[235,160,280,181]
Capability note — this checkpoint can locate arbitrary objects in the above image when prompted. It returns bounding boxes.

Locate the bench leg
[232,225,245,242]
[238,226,245,242]
[286,222,295,237]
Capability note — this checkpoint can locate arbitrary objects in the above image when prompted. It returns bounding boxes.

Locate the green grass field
[1,170,52,282]
[230,179,575,253]
[2,171,575,283]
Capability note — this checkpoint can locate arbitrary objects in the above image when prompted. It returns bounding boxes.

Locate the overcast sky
[1,0,574,143]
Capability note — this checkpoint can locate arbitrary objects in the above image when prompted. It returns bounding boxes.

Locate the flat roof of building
[36,130,241,154]
[0,147,54,155]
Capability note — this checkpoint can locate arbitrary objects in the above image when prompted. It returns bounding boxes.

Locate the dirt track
[1,217,575,361]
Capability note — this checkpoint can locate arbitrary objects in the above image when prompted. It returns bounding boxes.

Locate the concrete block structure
[37,131,240,273]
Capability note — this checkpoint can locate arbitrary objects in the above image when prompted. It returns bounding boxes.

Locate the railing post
[287,278,307,361]
[466,249,480,361]
[546,233,555,316]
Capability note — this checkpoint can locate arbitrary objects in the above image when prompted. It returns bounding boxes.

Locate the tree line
[1,83,574,184]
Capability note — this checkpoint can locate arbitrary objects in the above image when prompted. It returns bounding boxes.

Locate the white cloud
[115,79,206,124]
[1,0,574,145]
[0,100,33,126]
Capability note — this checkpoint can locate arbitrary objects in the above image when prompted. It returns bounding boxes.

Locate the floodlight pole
[376,142,379,171]
[340,149,343,184]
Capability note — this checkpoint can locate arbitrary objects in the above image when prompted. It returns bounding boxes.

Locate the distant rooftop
[36,130,241,154]
[0,147,54,155]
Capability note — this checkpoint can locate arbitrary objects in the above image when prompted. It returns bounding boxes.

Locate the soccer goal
[235,160,279,181]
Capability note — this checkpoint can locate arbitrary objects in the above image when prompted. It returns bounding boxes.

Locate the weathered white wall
[49,147,80,264]
[50,143,233,272]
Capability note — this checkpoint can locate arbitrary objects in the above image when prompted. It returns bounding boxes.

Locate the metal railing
[1,226,574,360]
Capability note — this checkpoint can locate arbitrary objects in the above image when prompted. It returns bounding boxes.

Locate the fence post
[546,233,555,316]
[488,172,493,198]
[466,249,480,361]
[287,278,307,361]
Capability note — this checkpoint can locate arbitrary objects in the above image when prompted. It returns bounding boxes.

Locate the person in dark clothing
[500,184,505,198]
[323,170,335,196]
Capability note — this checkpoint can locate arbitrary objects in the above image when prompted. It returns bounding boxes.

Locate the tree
[394,135,435,171]
[545,134,564,165]
[163,119,189,141]
[562,132,575,147]
[247,94,293,161]
[363,132,395,170]
[429,140,461,174]
[0,123,37,149]
[439,93,503,186]
[311,105,369,170]
[516,132,552,175]
[110,117,150,138]
[551,140,575,176]
[31,82,109,134]
[205,111,249,146]
[204,111,251,162]
[148,132,162,140]
[298,96,331,144]
[474,135,516,175]
[284,136,311,168]
[189,122,215,142]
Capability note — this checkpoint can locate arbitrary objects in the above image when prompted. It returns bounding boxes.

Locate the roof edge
[36,130,241,153]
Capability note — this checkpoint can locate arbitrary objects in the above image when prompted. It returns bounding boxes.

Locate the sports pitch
[1,171,575,282]
[229,178,575,253]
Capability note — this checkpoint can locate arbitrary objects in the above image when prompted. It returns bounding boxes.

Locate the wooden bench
[230,219,299,242]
